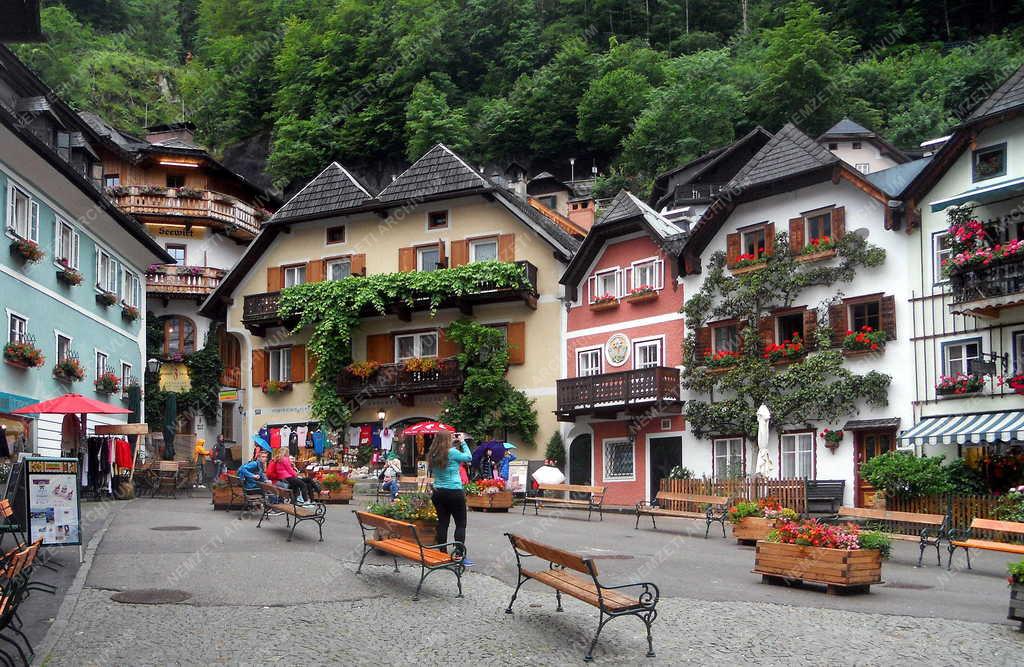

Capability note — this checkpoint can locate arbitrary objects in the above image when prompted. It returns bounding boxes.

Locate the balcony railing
[337,357,463,402]
[949,254,1024,315]
[146,265,227,298]
[670,183,725,207]
[108,186,268,237]
[556,366,681,420]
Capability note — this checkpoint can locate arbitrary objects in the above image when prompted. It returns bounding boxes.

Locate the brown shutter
[880,295,896,341]
[366,334,394,364]
[726,233,740,267]
[398,247,416,272]
[290,345,306,383]
[437,240,447,268]
[764,222,776,257]
[438,328,460,358]
[450,240,469,267]
[266,267,283,292]
[758,317,774,348]
[506,322,525,365]
[306,260,325,283]
[695,326,712,361]
[351,253,366,276]
[251,350,267,387]
[789,217,805,254]
[803,309,818,349]
[498,234,516,262]
[828,302,849,345]
[832,206,846,238]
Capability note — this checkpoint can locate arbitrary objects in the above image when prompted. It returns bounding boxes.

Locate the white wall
[825,140,900,175]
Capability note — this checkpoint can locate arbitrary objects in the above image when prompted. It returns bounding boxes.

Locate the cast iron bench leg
[584,611,609,662]
[505,573,527,614]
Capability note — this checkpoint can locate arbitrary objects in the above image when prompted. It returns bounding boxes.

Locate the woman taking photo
[427,432,473,565]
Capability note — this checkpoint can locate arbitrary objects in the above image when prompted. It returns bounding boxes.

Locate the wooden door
[568,435,592,499]
[854,430,894,507]
[649,436,682,502]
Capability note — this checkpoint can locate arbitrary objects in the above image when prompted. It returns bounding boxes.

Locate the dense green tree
[405,76,470,159]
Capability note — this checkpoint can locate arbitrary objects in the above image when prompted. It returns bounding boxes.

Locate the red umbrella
[402,421,456,435]
[13,394,132,416]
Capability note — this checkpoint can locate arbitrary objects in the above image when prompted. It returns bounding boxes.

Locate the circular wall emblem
[605,333,630,367]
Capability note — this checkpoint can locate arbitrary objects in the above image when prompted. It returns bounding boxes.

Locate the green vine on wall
[145,317,224,431]
[278,261,533,432]
[682,232,891,439]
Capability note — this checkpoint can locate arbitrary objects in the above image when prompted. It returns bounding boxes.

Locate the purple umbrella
[471,441,502,468]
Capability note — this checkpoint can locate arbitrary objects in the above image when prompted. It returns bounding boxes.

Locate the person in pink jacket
[268,453,315,505]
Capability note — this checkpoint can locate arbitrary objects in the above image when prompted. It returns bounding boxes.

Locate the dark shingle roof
[377,144,488,203]
[964,63,1024,124]
[865,157,932,197]
[270,163,373,223]
[596,191,681,240]
[491,189,580,255]
[729,123,838,190]
[820,118,871,136]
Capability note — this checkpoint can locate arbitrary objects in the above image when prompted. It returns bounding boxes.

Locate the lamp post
[146,358,161,375]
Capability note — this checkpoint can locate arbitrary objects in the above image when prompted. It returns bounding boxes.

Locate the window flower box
[3,341,45,369]
[796,236,839,263]
[9,237,44,263]
[1004,374,1024,396]
[94,371,121,395]
[345,360,381,380]
[730,252,769,275]
[53,358,86,383]
[176,187,203,199]
[403,357,439,373]
[56,264,83,286]
[121,305,140,322]
[96,291,118,307]
[705,350,741,372]
[589,294,619,312]
[842,326,886,353]
[936,374,985,397]
[261,380,293,395]
[763,336,805,364]
[623,286,658,304]
[820,428,843,452]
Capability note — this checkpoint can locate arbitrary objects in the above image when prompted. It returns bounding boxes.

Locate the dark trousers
[282,477,313,501]
[431,488,467,550]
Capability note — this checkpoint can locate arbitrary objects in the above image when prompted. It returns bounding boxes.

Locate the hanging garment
[359,425,373,446]
[288,430,299,458]
[79,449,89,488]
[347,426,360,447]
[0,427,9,458]
[379,428,394,451]
[114,439,133,469]
[312,430,326,457]
[296,426,308,447]
[269,427,282,449]
[259,425,269,441]
[280,426,292,450]
[371,426,382,449]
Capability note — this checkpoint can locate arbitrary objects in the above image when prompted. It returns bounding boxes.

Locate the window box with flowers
[763,335,805,364]
[706,350,741,373]
[1005,374,1024,396]
[589,293,619,312]
[403,357,439,374]
[842,326,886,355]
[94,371,120,395]
[9,237,44,263]
[55,260,83,286]
[465,479,513,511]
[95,291,118,308]
[623,285,658,304]
[730,252,770,275]
[3,340,45,369]
[121,305,140,322]
[53,357,86,383]
[936,374,986,397]
[261,379,293,395]
[728,498,798,544]
[797,236,839,263]
[176,187,203,199]
[346,360,381,380]
[820,428,844,452]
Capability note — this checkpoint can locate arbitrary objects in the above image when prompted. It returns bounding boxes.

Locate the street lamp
[377,409,386,423]
[146,358,161,374]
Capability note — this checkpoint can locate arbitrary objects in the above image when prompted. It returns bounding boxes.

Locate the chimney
[145,122,197,146]
[567,198,595,233]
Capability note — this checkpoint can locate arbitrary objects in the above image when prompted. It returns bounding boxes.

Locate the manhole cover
[111,589,191,604]
[149,526,201,531]
[883,582,933,590]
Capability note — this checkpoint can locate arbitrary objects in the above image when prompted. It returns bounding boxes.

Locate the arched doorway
[568,434,592,486]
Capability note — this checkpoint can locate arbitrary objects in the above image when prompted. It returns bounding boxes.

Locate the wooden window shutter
[726,233,741,267]
[802,309,818,349]
[290,345,306,383]
[351,254,366,276]
[438,328,460,358]
[828,302,848,344]
[251,350,267,387]
[266,267,283,292]
[695,326,712,361]
[498,234,516,262]
[789,217,805,254]
[764,222,776,256]
[880,295,896,341]
[437,240,447,268]
[398,247,416,272]
[306,260,325,283]
[450,240,469,267]
[506,322,526,365]
[366,334,394,364]
[758,317,774,348]
[832,206,846,238]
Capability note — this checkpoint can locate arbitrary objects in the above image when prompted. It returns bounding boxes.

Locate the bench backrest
[506,532,596,576]
[355,511,419,542]
[837,506,946,525]
[656,491,729,506]
[970,517,1024,534]
[805,480,845,494]
[537,483,605,495]
[156,461,179,472]
[257,481,293,501]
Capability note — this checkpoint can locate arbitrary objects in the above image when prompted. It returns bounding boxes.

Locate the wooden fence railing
[885,494,1014,541]
[659,478,807,514]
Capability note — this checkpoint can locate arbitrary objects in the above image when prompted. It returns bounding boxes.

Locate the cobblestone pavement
[34,498,1024,665]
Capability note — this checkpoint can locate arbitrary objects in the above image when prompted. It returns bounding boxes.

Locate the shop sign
[159,363,191,392]
[218,389,239,402]
[25,457,81,547]
[146,223,206,239]
[604,333,630,367]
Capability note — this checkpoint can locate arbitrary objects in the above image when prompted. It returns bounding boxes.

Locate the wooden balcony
[556,367,682,421]
[241,291,298,336]
[949,255,1024,318]
[147,265,227,301]
[108,186,268,238]
[337,357,463,405]
[670,182,725,207]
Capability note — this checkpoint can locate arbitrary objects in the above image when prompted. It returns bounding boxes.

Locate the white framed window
[855,163,871,174]
[781,432,814,478]
[121,362,132,393]
[96,249,118,293]
[629,258,664,291]
[7,312,27,343]
[943,338,981,376]
[417,246,440,272]
[269,347,292,382]
[934,232,952,284]
[633,339,662,369]
[283,264,306,288]
[713,437,744,479]
[55,218,80,269]
[327,257,351,280]
[95,350,108,379]
[469,237,498,263]
[56,332,71,362]
[6,184,39,241]
[395,331,438,361]
[1015,331,1024,374]
[577,347,602,377]
[588,268,620,303]
[712,324,740,353]
[122,269,141,307]
[603,440,635,481]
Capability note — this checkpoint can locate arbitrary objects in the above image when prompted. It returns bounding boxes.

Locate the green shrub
[859,452,952,498]
[544,432,565,468]
[668,465,694,480]
[858,530,892,559]
[994,490,1024,523]
[1009,558,1024,584]
[945,458,988,495]
[728,500,761,524]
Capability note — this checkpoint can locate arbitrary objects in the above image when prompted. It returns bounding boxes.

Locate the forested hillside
[15,0,1024,194]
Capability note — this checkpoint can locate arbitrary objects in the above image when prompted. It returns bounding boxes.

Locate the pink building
[557,192,688,506]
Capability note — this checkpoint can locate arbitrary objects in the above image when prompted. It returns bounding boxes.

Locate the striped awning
[899,411,1024,446]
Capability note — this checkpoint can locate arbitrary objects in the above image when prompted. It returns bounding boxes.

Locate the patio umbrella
[162,394,177,460]
[13,394,132,455]
[402,421,456,436]
[503,442,517,450]
[532,465,565,485]
[755,403,773,478]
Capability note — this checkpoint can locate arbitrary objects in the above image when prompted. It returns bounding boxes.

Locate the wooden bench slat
[536,498,592,506]
[354,511,419,543]
[836,506,945,525]
[969,518,1024,534]
[537,483,605,495]
[640,509,706,519]
[952,539,1024,554]
[655,491,729,505]
[371,538,455,565]
[510,533,593,575]
[268,503,317,518]
[523,568,639,611]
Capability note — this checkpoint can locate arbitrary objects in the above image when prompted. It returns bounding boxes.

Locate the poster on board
[25,457,81,547]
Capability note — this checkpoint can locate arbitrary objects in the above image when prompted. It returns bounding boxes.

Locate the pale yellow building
[200,145,580,464]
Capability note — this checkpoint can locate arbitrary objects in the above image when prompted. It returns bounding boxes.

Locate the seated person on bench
[237,450,269,494]
[381,454,402,500]
[268,452,315,505]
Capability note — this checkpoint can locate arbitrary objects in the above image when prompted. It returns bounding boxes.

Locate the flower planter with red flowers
[121,305,140,322]
[936,374,985,398]
[842,326,886,354]
[3,341,45,369]
[623,286,658,304]
[820,428,844,453]
[261,380,293,395]
[764,336,805,364]
[465,479,512,512]
[94,371,121,395]
[1006,374,1024,396]
[796,236,839,263]
[10,237,44,263]
[53,358,86,383]
[705,350,741,374]
[56,262,84,286]
[589,294,619,312]
[1010,580,1024,631]
[96,290,118,307]
[729,252,769,275]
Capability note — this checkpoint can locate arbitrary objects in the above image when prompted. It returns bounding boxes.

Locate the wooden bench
[635,491,731,538]
[504,532,659,662]
[521,483,605,521]
[947,517,1024,570]
[805,479,846,513]
[226,473,264,520]
[829,506,948,567]
[254,481,326,542]
[353,510,465,600]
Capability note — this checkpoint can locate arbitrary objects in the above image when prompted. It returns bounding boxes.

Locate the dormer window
[588,268,619,303]
[973,143,1006,182]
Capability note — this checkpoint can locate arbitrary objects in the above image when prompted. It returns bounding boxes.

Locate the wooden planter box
[843,348,883,358]
[211,485,244,510]
[466,490,514,512]
[317,484,354,504]
[729,262,767,276]
[370,514,437,545]
[753,541,882,594]
[1010,582,1024,630]
[623,291,657,304]
[589,300,619,312]
[795,248,837,263]
[732,517,777,544]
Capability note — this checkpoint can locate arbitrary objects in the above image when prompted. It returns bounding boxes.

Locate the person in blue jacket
[498,445,517,481]
[238,450,268,491]
[427,432,474,564]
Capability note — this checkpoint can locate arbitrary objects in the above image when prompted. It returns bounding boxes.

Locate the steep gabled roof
[821,118,872,136]
[269,163,374,223]
[964,63,1024,124]
[817,117,910,164]
[865,157,932,197]
[730,123,839,190]
[377,143,489,203]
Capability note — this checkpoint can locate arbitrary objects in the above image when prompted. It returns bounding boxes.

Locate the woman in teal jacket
[427,432,473,562]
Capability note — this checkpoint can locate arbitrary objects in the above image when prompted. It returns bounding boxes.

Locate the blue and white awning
[899,411,1024,446]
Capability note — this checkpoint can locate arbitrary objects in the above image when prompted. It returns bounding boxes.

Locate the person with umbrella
[427,431,473,566]
[498,443,517,482]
